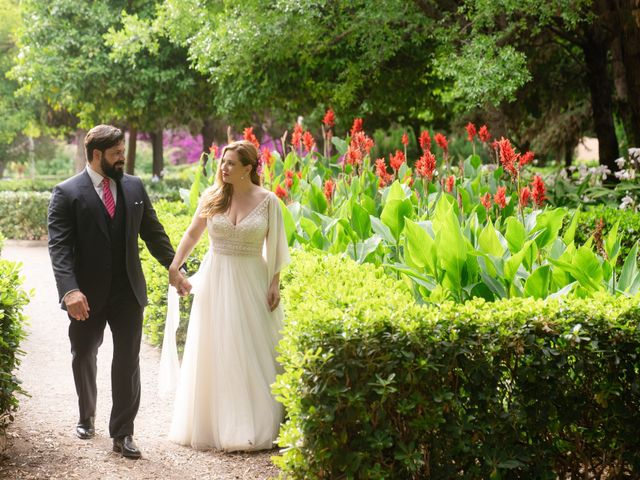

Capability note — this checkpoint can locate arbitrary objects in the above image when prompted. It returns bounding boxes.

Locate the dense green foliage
[138,200,207,346]
[0,259,30,434]
[0,191,50,240]
[274,249,640,479]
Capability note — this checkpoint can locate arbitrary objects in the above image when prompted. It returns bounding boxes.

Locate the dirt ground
[0,241,281,480]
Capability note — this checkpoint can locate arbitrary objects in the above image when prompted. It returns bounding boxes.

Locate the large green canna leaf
[524,265,551,299]
[307,183,328,214]
[532,208,566,250]
[618,242,640,293]
[404,218,437,276]
[435,201,467,296]
[562,207,581,245]
[504,240,533,283]
[371,216,396,244]
[280,200,297,245]
[351,203,372,240]
[604,220,621,263]
[573,245,604,288]
[505,216,525,253]
[380,198,414,242]
[478,219,503,257]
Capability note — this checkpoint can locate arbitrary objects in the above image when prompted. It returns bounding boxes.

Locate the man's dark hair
[84,125,124,161]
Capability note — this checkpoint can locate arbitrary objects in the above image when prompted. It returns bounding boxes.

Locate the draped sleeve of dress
[160,191,290,451]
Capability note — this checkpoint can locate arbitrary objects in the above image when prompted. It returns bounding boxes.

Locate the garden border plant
[273,249,640,479]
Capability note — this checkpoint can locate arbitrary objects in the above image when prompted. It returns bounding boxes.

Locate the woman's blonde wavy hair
[199,140,261,218]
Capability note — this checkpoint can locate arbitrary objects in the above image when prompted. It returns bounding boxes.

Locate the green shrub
[0,192,50,240]
[0,177,62,192]
[139,200,208,347]
[274,250,640,479]
[0,260,30,434]
[576,205,640,263]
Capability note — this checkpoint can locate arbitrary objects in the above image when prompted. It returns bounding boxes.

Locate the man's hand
[65,291,90,321]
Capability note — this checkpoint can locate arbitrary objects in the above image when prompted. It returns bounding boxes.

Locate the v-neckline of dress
[224,194,270,227]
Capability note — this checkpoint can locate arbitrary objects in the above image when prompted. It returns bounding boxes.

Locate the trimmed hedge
[139,200,208,347]
[0,260,30,436]
[0,191,50,240]
[274,250,640,479]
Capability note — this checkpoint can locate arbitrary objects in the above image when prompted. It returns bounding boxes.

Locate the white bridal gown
[159,191,290,451]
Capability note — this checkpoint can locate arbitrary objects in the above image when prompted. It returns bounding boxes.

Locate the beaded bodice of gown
[207,195,269,257]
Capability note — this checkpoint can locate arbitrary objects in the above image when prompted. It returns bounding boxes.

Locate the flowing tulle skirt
[168,251,283,451]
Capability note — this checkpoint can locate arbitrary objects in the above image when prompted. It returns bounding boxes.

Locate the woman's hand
[267,280,280,312]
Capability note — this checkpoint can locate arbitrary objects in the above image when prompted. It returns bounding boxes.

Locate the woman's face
[220,149,251,184]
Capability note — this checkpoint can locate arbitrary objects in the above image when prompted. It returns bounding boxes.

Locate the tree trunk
[126,126,137,175]
[617,0,640,147]
[150,129,164,179]
[611,36,635,150]
[74,129,86,173]
[582,29,619,177]
[0,159,5,179]
[201,117,216,154]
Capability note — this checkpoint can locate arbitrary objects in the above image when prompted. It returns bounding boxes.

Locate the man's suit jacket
[48,169,175,310]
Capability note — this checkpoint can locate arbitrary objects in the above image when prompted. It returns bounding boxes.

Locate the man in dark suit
[48,124,176,459]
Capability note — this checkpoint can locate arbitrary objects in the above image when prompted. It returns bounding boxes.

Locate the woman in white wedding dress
[162,140,290,451]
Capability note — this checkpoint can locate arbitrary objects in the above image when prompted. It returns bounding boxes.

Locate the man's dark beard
[100,153,124,181]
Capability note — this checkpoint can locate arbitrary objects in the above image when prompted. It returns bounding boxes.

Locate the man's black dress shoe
[76,417,95,439]
[113,435,142,459]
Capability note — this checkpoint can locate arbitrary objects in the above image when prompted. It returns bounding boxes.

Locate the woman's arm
[169,204,207,290]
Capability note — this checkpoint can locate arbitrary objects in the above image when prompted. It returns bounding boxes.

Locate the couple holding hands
[48,124,289,458]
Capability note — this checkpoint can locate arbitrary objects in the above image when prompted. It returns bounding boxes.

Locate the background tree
[10,0,211,176]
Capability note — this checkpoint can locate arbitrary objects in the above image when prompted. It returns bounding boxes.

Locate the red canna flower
[285,170,294,179]
[466,122,477,142]
[261,146,273,168]
[285,177,293,188]
[435,133,448,153]
[497,137,519,178]
[243,127,260,150]
[480,192,492,210]
[302,131,316,154]
[419,130,431,153]
[445,175,455,193]
[375,158,393,187]
[494,186,507,209]
[275,184,288,200]
[322,108,335,129]
[209,143,219,158]
[350,118,363,137]
[531,175,546,207]
[401,132,409,147]
[519,151,534,168]
[390,150,406,171]
[323,179,335,201]
[345,146,362,166]
[291,124,303,149]
[519,187,532,208]
[478,125,491,143]
[415,150,436,180]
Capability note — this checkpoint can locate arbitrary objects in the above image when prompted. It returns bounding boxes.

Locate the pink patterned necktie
[102,177,115,218]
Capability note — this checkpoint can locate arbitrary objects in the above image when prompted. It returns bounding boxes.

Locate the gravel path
[0,241,281,479]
